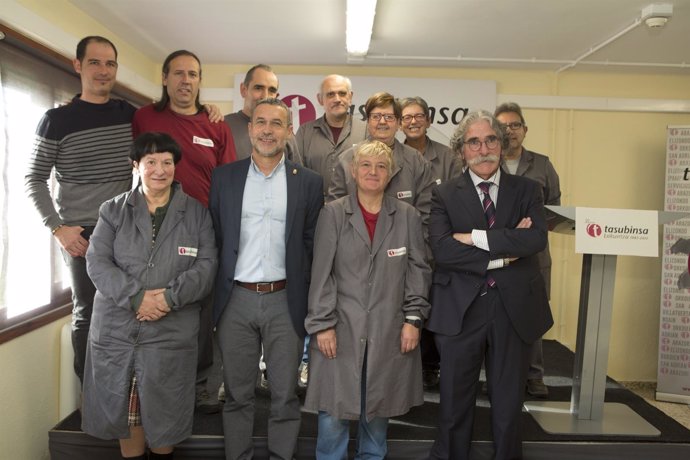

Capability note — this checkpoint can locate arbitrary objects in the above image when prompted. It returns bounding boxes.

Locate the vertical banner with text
[657,125,690,403]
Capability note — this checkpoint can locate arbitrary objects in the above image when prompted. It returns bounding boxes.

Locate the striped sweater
[25,96,137,230]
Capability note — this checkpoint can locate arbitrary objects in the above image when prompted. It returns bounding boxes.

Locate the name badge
[396,190,413,199]
[193,136,214,147]
[178,246,198,257]
[387,247,407,257]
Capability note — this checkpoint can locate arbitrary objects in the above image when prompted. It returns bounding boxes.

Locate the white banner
[657,126,690,404]
[233,74,497,142]
[574,207,658,257]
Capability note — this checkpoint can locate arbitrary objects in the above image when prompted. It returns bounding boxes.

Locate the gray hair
[399,96,430,118]
[320,74,352,94]
[252,97,292,125]
[351,140,395,176]
[449,110,508,154]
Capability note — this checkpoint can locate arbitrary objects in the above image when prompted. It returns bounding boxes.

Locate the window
[0,26,147,343]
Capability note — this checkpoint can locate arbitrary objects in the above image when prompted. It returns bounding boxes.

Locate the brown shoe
[526,378,549,398]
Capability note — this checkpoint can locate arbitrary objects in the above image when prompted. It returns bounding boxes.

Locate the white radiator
[59,322,80,419]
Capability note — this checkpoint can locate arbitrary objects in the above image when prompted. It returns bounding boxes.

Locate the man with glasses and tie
[327,92,435,227]
[426,110,553,460]
[494,102,561,399]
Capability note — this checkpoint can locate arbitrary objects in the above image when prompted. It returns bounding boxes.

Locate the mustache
[466,154,500,166]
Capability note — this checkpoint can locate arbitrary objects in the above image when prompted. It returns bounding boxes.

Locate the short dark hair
[130,132,182,164]
[76,36,118,62]
[364,92,401,120]
[154,50,203,112]
[494,102,526,125]
[244,64,274,87]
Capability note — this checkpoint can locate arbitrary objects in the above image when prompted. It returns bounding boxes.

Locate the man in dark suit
[427,110,553,460]
[209,98,323,460]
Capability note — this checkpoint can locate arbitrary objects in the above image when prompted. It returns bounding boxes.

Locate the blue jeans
[316,412,388,460]
[302,335,311,363]
[315,348,388,459]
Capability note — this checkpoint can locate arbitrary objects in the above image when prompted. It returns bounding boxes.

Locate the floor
[622,381,690,430]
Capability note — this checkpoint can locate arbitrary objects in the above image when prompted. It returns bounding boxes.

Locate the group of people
[25,35,562,460]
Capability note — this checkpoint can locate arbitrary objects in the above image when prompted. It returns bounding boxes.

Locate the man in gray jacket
[224,64,300,163]
[296,74,367,196]
[495,102,561,398]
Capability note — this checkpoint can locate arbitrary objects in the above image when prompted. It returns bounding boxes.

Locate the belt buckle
[256,282,271,293]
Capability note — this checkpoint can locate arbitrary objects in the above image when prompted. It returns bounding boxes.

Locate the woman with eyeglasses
[327,92,436,230]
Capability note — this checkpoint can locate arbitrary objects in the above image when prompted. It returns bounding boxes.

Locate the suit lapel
[346,194,372,251]
[151,186,184,255]
[495,173,518,227]
[130,186,151,243]
[457,170,488,230]
[370,196,395,258]
[516,149,531,176]
[285,159,299,243]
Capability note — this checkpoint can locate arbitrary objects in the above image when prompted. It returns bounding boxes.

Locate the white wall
[0,316,70,460]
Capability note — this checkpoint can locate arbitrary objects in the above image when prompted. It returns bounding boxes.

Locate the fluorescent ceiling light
[346,0,377,56]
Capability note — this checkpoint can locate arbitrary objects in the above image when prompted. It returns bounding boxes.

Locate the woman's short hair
[352,140,395,176]
[364,92,401,120]
[129,132,182,164]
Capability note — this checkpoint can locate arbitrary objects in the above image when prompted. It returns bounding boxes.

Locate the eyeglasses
[369,113,397,122]
[401,113,426,123]
[501,122,524,130]
[465,136,500,152]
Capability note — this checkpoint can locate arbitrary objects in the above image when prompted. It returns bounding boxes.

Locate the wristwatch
[404,318,423,328]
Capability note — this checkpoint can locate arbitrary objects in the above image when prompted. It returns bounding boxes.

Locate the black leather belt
[235,280,286,293]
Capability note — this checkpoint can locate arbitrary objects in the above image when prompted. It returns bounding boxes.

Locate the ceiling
[68,0,690,74]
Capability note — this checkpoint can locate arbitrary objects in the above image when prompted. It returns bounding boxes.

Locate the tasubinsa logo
[586,223,603,238]
[281,94,317,131]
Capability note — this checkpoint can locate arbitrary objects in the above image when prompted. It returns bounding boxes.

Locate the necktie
[478,182,497,288]
[478,182,495,229]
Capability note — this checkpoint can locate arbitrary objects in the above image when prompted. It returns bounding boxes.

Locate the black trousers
[430,288,531,460]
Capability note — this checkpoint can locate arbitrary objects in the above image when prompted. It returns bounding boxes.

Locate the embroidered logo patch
[396,190,413,199]
[178,246,198,257]
[387,247,407,257]
[193,136,214,147]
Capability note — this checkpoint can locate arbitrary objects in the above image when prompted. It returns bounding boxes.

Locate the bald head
[317,74,353,125]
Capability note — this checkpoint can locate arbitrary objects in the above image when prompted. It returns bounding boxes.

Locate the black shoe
[526,378,549,398]
[195,385,220,414]
[422,369,440,389]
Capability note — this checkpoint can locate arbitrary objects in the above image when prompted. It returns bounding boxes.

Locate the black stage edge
[50,340,690,459]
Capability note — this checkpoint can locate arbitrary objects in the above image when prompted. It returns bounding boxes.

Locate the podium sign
[575,207,658,257]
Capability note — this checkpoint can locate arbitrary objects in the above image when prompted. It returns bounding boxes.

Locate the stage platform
[49,340,690,459]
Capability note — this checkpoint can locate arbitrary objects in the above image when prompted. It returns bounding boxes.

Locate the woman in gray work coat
[81,132,217,460]
[305,140,431,459]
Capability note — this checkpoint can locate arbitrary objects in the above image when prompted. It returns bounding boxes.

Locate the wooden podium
[524,206,689,436]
